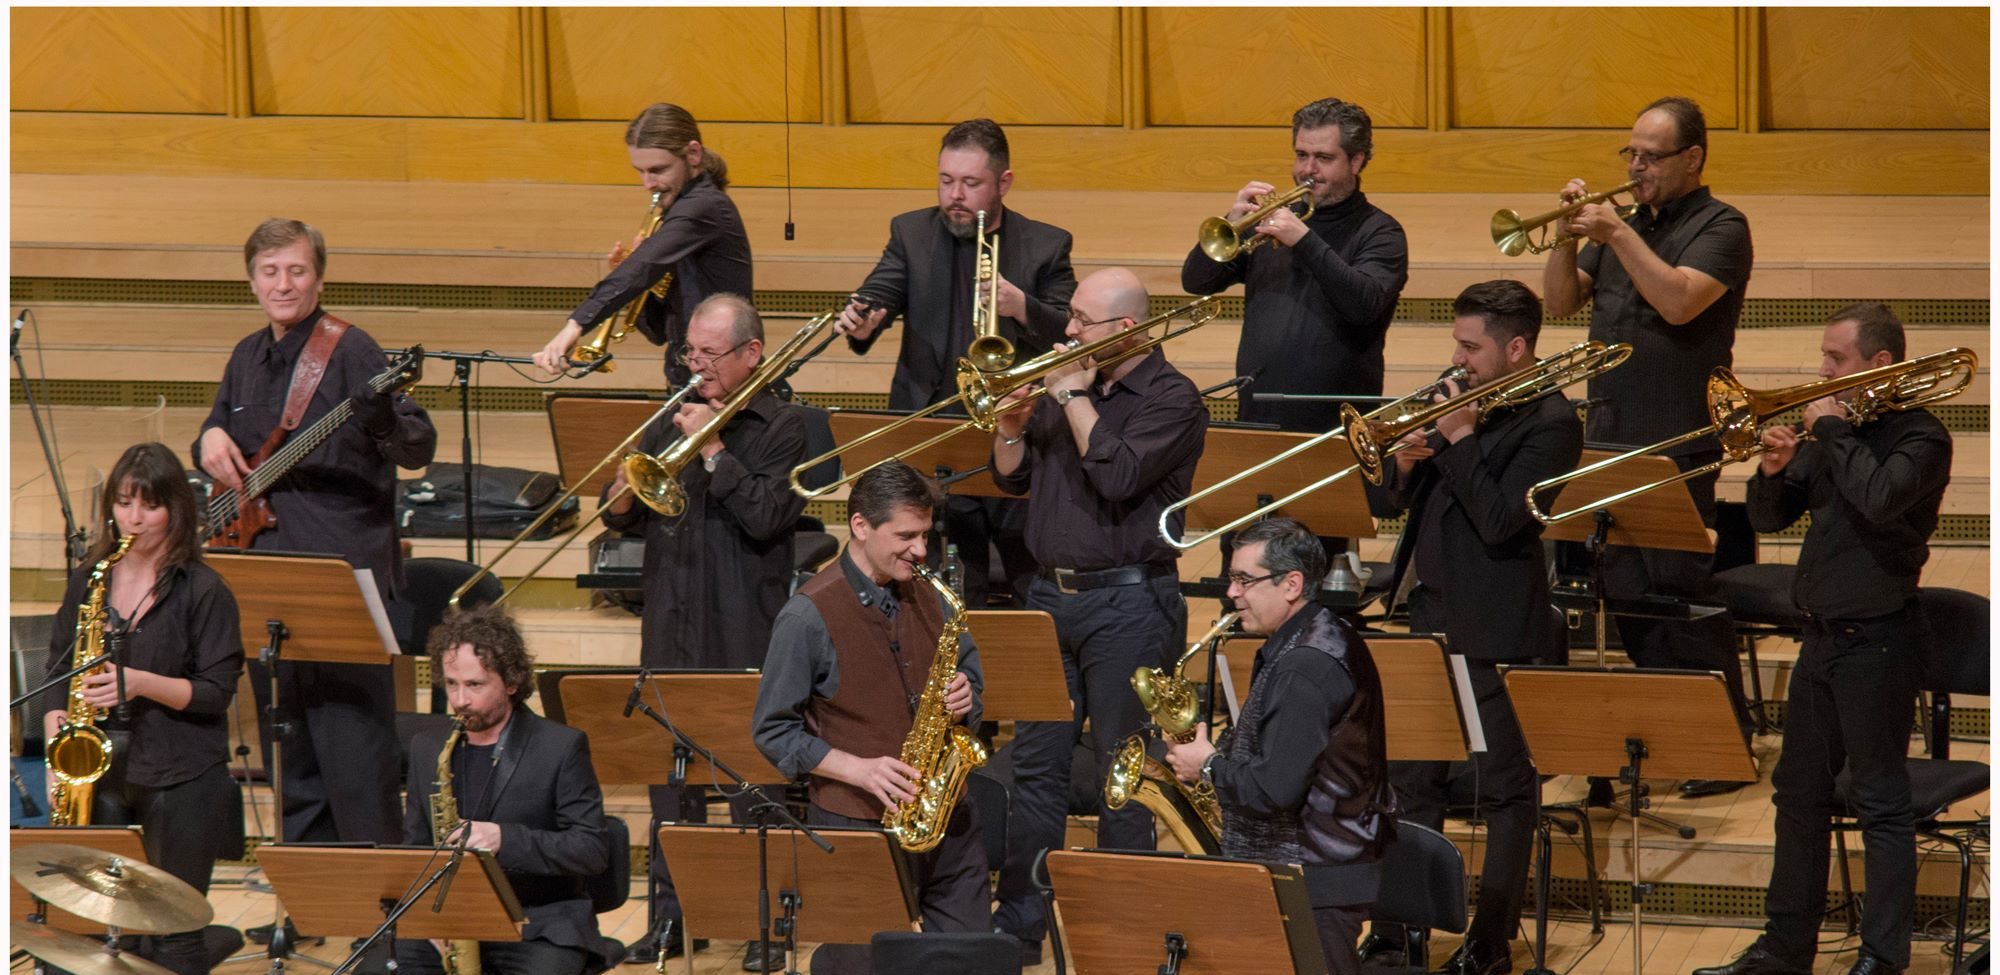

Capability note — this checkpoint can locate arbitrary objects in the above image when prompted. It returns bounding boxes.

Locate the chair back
[1369,820,1467,934]
[1711,500,1757,573]
[586,814,631,914]
[389,557,502,653]
[1919,587,1989,697]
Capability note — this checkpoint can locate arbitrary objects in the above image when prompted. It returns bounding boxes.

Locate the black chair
[388,557,501,716]
[582,815,632,975]
[1365,821,1466,974]
[1832,587,1989,972]
[867,931,1023,975]
[1711,500,1788,733]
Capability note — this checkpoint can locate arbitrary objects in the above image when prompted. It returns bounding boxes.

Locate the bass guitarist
[193,219,436,870]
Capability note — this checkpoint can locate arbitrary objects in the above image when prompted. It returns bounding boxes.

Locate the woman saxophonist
[41,443,245,975]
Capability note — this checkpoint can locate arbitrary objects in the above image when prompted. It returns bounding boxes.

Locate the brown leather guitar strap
[282,314,351,431]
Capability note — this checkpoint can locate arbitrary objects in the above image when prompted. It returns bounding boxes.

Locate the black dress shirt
[600,390,808,670]
[1745,409,1952,619]
[195,307,437,597]
[1181,188,1409,432]
[1577,185,1752,455]
[1210,604,1353,816]
[567,173,755,384]
[989,348,1208,570]
[751,551,983,780]
[44,560,244,789]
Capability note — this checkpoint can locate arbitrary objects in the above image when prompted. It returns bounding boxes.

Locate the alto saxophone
[881,562,990,853]
[1103,612,1239,852]
[47,532,134,826]
[570,192,675,374]
[430,718,481,975]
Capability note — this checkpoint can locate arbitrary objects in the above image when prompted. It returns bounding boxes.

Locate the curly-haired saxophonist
[753,461,990,975]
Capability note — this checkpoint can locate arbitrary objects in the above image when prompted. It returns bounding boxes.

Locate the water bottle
[943,543,966,599]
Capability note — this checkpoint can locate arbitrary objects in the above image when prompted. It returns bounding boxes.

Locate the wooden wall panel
[1762,8,1989,130]
[843,8,1122,125]
[10,8,227,114]
[546,8,820,123]
[248,8,523,118]
[1449,8,1738,128]
[1144,8,1427,128]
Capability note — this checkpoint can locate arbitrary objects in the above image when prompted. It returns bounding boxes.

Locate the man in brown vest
[752,461,990,974]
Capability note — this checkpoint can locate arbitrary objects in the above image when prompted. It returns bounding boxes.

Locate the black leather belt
[1046,564,1175,594]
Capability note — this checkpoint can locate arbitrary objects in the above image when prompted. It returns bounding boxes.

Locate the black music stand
[205,551,397,972]
[1502,668,1755,975]
[1046,848,1327,974]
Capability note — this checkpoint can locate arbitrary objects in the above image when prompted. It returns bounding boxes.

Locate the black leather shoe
[1845,952,1903,975]
[1679,779,1751,798]
[1435,940,1511,975]
[1358,931,1409,969]
[1691,943,1811,975]
[1586,776,1615,808]
[740,939,783,972]
[629,919,709,963]
[993,928,1043,966]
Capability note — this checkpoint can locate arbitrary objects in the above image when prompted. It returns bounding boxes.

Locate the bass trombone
[1491,179,1640,257]
[1198,180,1315,262]
[964,210,1013,372]
[788,295,1222,500]
[1526,347,1978,525]
[451,309,840,609]
[569,192,672,372]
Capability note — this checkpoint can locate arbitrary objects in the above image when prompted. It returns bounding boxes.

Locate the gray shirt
[751,551,984,780]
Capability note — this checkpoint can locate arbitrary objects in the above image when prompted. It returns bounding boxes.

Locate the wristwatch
[1199,753,1219,786]
[1052,387,1082,407]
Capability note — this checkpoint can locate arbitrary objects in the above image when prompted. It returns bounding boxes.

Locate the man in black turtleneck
[1181,97,1410,435]
[1165,517,1393,975]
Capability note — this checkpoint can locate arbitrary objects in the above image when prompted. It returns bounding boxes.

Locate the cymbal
[11,843,214,934]
[10,918,177,975]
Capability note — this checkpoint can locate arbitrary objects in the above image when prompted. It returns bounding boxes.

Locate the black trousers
[1763,606,1925,969]
[393,937,589,975]
[1393,587,1539,950]
[645,784,772,925]
[1315,903,1369,975]
[942,495,1038,609]
[805,801,992,975]
[992,572,1185,942]
[1597,459,1752,740]
[248,658,401,844]
[91,761,238,975]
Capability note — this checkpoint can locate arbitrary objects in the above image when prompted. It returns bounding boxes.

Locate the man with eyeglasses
[984,267,1208,964]
[1162,516,1393,975]
[1542,96,1757,798]
[598,291,806,964]
[834,118,1078,610]
[1357,280,1583,975]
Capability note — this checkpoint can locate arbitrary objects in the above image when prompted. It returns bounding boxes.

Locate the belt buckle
[1052,568,1084,594]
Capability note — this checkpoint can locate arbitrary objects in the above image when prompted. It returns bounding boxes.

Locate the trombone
[1342,341,1635,486]
[1526,347,1979,525]
[450,309,840,609]
[964,210,1013,372]
[1491,179,1639,257]
[1198,180,1315,262]
[569,191,671,372]
[788,295,1222,500]
[1158,368,1467,551]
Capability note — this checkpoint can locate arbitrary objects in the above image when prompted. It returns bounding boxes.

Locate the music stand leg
[453,358,476,563]
[242,621,333,973]
[1524,815,1557,975]
[1158,931,1189,975]
[1623,738,1650,975]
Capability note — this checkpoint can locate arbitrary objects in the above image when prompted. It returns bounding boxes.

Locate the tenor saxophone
[430,718,481,975]
[881,562,990,853]
[47,532,134,826]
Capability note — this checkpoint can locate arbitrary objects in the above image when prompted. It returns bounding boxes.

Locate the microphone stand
[329,827,475,975]
[12,309,87,573]
[10,653,111,712]
[622,671,831,974]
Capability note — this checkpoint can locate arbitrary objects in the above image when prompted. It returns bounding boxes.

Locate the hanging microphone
[623,668,649,719]
[1199,374,1258,398]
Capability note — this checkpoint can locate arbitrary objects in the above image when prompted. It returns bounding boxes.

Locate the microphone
[12,766,42,818]
[10,309,26,353]
[105,609,130,724]
[432,818,473,912]
[1199,373,1259,399]
[573,352,615,378]
[622,668,649,719]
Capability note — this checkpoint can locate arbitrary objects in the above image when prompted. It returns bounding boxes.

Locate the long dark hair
[86,443,202,570]
[626,102,729,190]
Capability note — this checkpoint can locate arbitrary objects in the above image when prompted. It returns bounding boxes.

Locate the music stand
[965,611,1072,722]
[205,551,397,971]
[1046,848,1327,974]
[1539,449,1716,665]
[547,393,659,499]
[823,410,1014,499]
[1502,667,1755,975]
[257,844,524,974]
[10,826,146,935]
[1368,636,1477,762]
[660,824,916,973]
[1182,426,1377,541]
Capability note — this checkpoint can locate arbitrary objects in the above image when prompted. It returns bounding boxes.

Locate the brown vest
[797,560,947,819]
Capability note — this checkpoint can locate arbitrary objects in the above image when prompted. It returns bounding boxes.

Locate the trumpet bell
[625,449,688,517]
[1198,216,1244,262]
[965,334,1015,373]
[1491,209,1532,258]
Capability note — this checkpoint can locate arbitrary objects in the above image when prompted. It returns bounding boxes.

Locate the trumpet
[1159,367,1467,551]
[1526,347,1978,525]
[788,295,1222,500]
[1198,180,1315,262]
[1491,179,1640,257]
[964,210,1013,372]
[1342,342,1636,486]
[570,192,673,372]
